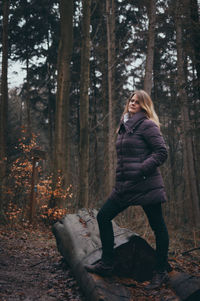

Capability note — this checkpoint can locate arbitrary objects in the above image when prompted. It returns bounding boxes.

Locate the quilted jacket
[113,111,168,206]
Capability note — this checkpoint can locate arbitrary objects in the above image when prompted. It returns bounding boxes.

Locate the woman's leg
[142,202,169,289]
[97,193,128,264]
[142,202,169,272]
[85,191,128,276]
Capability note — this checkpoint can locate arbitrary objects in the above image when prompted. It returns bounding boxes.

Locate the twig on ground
[181,246,200,255]
[30,260,47,268]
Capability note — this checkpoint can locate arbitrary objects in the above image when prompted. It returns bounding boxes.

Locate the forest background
[0,0,200,243]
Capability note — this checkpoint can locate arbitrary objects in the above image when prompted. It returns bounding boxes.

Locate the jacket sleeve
[140,120,168,177]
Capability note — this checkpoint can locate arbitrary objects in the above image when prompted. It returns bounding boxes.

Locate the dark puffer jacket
[113,111,168,207]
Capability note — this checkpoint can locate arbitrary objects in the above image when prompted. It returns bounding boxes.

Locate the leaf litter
[0,224,84,301]
[0,223,199,301]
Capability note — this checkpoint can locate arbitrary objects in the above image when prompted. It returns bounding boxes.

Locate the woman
[85,90,169,289]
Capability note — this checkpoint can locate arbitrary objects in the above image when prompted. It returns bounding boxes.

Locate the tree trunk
[98,0,109,199]
[189,0,200,98]
[46,30,54,167]
[47,78,54,168]
[106,0,116,194]
[175,0,200,227]
[92,72,99,204]
[53,0,73,206]
[79,0,91,208]
[0,0,9,200]
[25,55,31,136]
[144,0,156,95]
[23,2,31,136]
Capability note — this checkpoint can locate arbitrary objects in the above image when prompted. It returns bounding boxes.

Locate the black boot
[85,260,113,277]
[145,270,169,290]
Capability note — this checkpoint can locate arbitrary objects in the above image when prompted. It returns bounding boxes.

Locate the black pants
[97,197,169,271]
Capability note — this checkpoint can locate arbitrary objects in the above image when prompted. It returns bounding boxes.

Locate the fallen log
[169,270,200,301]
[52,209,200,301]
[52,209,157,301]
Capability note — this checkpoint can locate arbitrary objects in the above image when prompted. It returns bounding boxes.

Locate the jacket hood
[120,111,147,134]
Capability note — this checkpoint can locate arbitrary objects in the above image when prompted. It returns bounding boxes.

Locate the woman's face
[128,94,142,115]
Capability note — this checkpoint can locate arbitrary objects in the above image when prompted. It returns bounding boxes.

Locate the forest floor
[0,222,199,301]
[0,223,84,301]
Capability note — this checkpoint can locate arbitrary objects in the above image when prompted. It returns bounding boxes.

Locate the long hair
[121,90,160,128]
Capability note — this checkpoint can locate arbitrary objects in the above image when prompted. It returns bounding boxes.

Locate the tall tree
[175,0,200,227]
[96,0,109,199]
[10,0,36,134]
[144,0,156,95]
[9,0,59,139]
[106,0,116,193]
[189,0,200,98]
[79,0,91,208]
[53,0,73,205]
[0,0,9,198]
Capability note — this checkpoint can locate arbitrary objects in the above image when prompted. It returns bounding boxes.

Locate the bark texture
[144,0,156,95]
[79,0,91,208]
[98,0,110,199]
[25,57,31,135]
[175,0,200,227]
[189,0,200,98]
[106,0,116,194]
[54,0,73,202]
[0,0,9,196]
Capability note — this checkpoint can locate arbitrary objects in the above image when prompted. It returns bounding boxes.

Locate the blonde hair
[121,90,160,128]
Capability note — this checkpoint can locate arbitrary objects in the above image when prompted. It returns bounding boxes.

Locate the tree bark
[106,0,116,194]
[79,0,91,208]
[53,0,73,206]
[144,0,156,95]
[23,1,31,136]
[98,0,109,199]
[25,55,31,136]
[189,0,200,98]
[175,0,200,227]
[0,0,9,199]
[46,31,54,170]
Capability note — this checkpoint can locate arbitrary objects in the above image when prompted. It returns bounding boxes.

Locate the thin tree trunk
[46,32,54,169]
[168,75,180,224]
[106,0,116,193]
[175,0,200,227]
[23,2,31,136]
[47,82,53,166]
[25,55,31,136]
[0,0,9,199]
[93,79,98,204]
[189,0,200,98]
[53,0,73,206]
[98,0,109,199]
[79,0,91,208]
[144,0,156,95]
